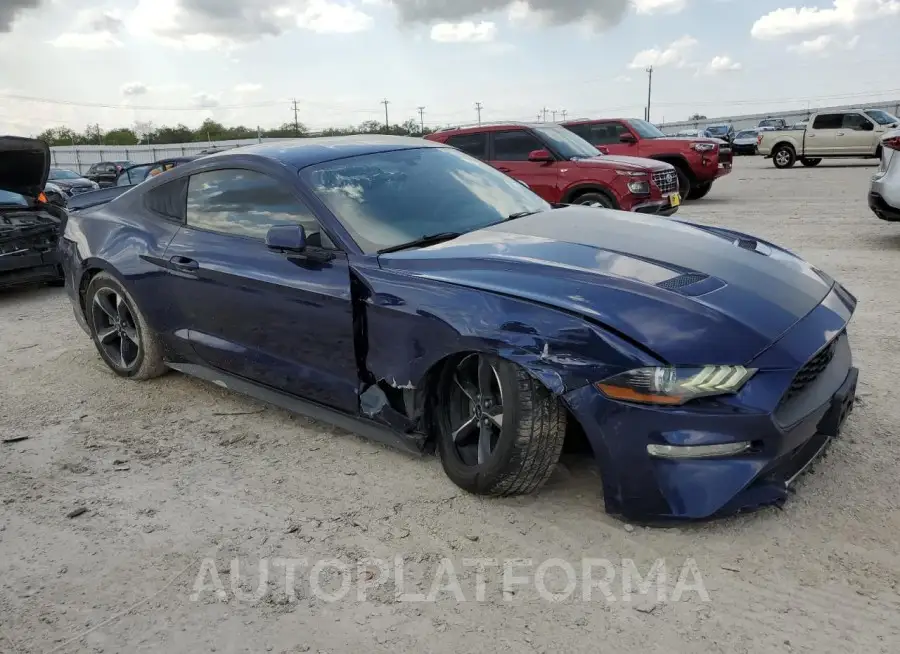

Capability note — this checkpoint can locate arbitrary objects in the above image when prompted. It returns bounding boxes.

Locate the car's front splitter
[561,365,857,522]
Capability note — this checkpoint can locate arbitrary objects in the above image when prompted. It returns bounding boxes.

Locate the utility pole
[542,107,549,122]
[561,109,567,121]
[417,106,425,134]
[551,110,557,122]
[291,99,300,136]
[381,98,390,130]
[475,102,483,125]
[537,113,542,121]
[95,124,102,145]
[645,66,654,123]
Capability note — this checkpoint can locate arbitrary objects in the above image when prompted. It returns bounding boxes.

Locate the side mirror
[527,149,554,163]
[266,224,307,253]
[619,133,637,144]
[859,121,874,131]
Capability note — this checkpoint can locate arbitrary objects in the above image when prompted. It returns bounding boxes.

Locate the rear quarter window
[143,178,187,222]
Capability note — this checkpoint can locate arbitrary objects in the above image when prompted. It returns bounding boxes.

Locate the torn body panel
[350,262,655,425]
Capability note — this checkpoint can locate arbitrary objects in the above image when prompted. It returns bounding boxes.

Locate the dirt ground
[2,157,899,654]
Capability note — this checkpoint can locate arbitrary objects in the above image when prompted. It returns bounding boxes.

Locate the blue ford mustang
[60,135,858,521]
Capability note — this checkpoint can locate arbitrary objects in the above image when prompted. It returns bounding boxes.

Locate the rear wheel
[435,353,566,496]
[773,145,796,169]
[686,182,712,200]
[800,158,822,167]
[85,272,167,380]
[573,191,615,209]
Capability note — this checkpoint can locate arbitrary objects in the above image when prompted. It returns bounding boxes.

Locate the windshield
[303,147,551,254]
[866,110,899,125]
[735,131,758,139]
[118,165,153,186]
[0,190,28,206]
[759,119,780,127]
[707,126,729,135]
[627,119,666,139]
[48,168,82,180]
[532,125,600,159]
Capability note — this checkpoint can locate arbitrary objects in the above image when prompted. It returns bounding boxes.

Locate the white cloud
[121,82,149,96]
[751,0,900,40]
[49,31,122,49]
[430,21,497,43]
[787,33,862,55]
[294,0,374,33]
[192,93,220,109]
[628,35,697,68]
[705,55,742,73]
[632,0,688,14]
[234,83,263,93]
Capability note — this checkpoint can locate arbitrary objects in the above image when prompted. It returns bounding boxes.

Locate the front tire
[800,158,822,167]
[573,191,616,209]
[773,145,796,169]
[686,182,712,200]
[435,354,566,496]
[85,272,167,380]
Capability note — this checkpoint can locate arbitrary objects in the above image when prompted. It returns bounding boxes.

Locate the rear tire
[435,354,566,496]
[686,182,712,200]
[800,158,822,167]
[85,272,167,380]
[773,145,796,169]
[572,191,616,209]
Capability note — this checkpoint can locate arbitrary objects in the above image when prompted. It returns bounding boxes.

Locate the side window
[492,130,545,161]
[88,164,98,175]
[145,178,187,221]
[564,123,592,141]
[186,169,335,248]
[812,114,843,130]
[446,133,488,160]
[842,113,870,130]
[590,122,628,145]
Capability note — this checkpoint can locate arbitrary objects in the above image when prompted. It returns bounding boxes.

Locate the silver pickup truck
[758,109,899,169]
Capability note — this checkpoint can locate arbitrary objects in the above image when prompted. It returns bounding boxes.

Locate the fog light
[647,442,752,459]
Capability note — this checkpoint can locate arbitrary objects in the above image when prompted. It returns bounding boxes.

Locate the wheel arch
[649,154,695,181]
[561,183,618,207]
[75,259,128,323]
[772,141,796,154]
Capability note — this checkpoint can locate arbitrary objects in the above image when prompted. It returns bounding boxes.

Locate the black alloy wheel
[447,353,504,466]
[91,287,141,371]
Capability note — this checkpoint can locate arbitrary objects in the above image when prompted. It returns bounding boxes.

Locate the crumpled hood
[379,206,835,364]
[0,136,50,199]
[577,155,672,173]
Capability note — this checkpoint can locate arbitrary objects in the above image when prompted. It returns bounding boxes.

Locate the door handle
[837,132,845,136]
[168,255,199,272]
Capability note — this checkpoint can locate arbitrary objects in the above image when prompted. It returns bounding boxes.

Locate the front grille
[652,170,678,194]
[782,337,840,403]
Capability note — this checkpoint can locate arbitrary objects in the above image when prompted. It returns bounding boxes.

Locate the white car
[870,128,900,221]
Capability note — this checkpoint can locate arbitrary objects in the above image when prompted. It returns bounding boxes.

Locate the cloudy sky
[0,0,898,135]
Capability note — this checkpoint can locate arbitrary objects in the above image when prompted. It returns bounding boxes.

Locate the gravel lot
[2,157,899,654]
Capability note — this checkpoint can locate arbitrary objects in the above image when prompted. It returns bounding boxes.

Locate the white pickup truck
[758,109,899,169]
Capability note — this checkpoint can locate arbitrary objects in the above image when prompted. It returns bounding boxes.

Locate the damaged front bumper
[0,231,62,290]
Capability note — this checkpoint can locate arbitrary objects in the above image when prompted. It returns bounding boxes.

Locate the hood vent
[657,272,708,291]
[734,238,772,256]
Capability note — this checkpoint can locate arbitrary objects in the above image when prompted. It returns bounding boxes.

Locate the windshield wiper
[507,210,541,220]
[378,232,463,254]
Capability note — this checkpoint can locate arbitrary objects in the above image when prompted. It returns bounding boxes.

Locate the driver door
[487,129,561,201]
[162,167,359,413]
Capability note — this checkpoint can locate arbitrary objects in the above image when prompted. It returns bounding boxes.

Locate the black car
[47,167,99,197]
[1,137,67,289]
[706,124,735,143]
[85,160,134,188]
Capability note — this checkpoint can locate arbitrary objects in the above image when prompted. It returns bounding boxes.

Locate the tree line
[37,117,441,147]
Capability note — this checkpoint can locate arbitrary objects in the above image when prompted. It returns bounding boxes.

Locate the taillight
[884,136,900,151]
[757,134,763,145]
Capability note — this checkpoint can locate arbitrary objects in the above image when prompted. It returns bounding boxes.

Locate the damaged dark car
[1,137,67,290]
[60,136,858,521]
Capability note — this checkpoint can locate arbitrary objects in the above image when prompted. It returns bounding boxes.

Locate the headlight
[91,181,100,189]
[691,143,716,153]
[595,365,756,405]
[627,180,650,194]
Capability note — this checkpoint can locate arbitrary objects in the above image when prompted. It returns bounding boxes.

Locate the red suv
[425,122,681,215]
[561,118,732,200]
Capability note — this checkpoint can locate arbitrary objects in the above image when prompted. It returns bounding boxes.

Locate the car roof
[198,135,444,169]
[560,118,631,125]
